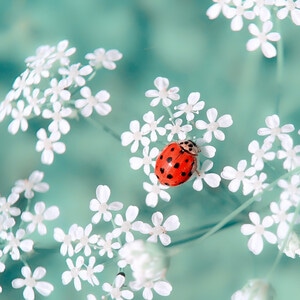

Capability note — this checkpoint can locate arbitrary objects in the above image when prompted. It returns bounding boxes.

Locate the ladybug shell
[155,140,199,186]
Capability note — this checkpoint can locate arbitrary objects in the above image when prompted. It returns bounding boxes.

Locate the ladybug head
[178,140,200,156]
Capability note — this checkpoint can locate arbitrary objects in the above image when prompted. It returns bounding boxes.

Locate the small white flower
[89,185,123,224]
[121,120,150,153]
[248,140,275,170]
[143,212,180,246]
[3,229,34,260]
[102,274,134,300]
[278,231,300,258]
[12,69,31,99]
[174,92,205,121]
[54,224,78,256]
[229,0,255,31]
[36,128,66,165]
[145,77,180,107]
[143,174,171,208]
[247,21,281,58]
[8,100,31,134]
[25,44,55,68]
[27,60,51,85]
[44,78,71,103]
[221,160,256,193]
[21,201,59,235]
[243,172,268,196]
[277,174,300,205]
[277,136,300,171]
[206,0,236,19]
[276,0,300,25]
[0,90,14,121]
[141,111,166,142]
[0,193,21,216]
[59,63,93,86]
[12,266,54,300]
[85,256,104,286]
[192,160,221,191]
[50,39,76,66]
[129,146,159,175]
[241,212,277,255]
[253,0,274,21]
[195,108,233,142]
[75,87,111,117]
[165,118,192,142]
[112,205,141,242]
[12,170,49,199]
[74,224,99,256]
[85,48,123,70]
[257,114,294,143]
[25,88,46,116]
[42,102,72,134]
[97,232,121,258]
[62,256,87,291]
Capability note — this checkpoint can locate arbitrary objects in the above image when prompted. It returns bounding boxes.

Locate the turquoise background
[0,0,300,299]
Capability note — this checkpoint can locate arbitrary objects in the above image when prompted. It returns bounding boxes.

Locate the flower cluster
[221,114,300,256]
[0,40,122,164]
[206,0,300,58]
[0,170,59,299]
[54,184,179,299]
[121,76,233,207]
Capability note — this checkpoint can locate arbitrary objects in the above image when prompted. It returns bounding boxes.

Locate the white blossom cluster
[220,114,300,257]
[0,170,59,299]
[54,184,179,299]
[0,40,122,165]
[121,76,233,207]
[206,0,300,58]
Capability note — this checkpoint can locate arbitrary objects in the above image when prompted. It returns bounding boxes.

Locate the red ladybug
[155,140,200,186]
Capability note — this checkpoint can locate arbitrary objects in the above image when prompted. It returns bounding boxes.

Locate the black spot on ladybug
[156,174,159,179]
[159,155,163,160]
[167,157,172,163]
[174,162,180,168]
[160,168,165,174]
[170,147,175,152]
[185,159,189,163]
[167,174,173,179]
[181,171,186,176]
[164,182,170,186]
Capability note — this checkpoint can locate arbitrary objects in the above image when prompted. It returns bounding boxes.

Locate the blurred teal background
[0,0,300,299]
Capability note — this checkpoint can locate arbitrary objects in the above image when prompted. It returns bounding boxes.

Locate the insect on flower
[155,140,200,186]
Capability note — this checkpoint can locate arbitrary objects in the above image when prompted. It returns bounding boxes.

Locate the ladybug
[155,140,200,186]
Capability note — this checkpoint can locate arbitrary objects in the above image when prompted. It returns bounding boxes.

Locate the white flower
[143,174,171,208]
[277,136,300,170]
[8,100,31,134]
[276,0,300,25]
[0,193,21,216]
[62,256,87,291]
[0,90,14,121]
[75,87,111,117]
[129,146,159,175]
[3,229,34,260]
[145,77,180,107]
[174,92,205,121]
[141,111,166,142]
[192,160,221,191]
[97,232,121,258]
[54,224,78,256]
[165,118,192,142]
[246,21,281,58]
[12,266,54,300]
[195,108,233,142]
[253,0,274,21]
[25,88,46,116]
[102,274,134,300]
[85,48,123,70]
[248,140,275,170]
[143,212,180,246]
[229,0,255,31]
[85,256,104,286]
[36,128,66,165]
[206,0,236,19]
[89,185,123,224]
[42,102,72,134]
[74,224,99,256]
[130,280,172,300]
[12,69,31,99]
[27,60,51,85]
[12,170,49,199]
[241,212,277,255]
[270,200,294,239]
[59,63,93,86]
[0,214,15,236]
[50,39,76,66]
[221,160,256,193]
[121,120,150,153]
[44,78,71,103]
[243,172,268,196]
[112,205,141,242]
[278,231,300,258]
[257,114,294,143]
[21,201,59,235]
[25,44,55,68]
[277,174,300,205]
